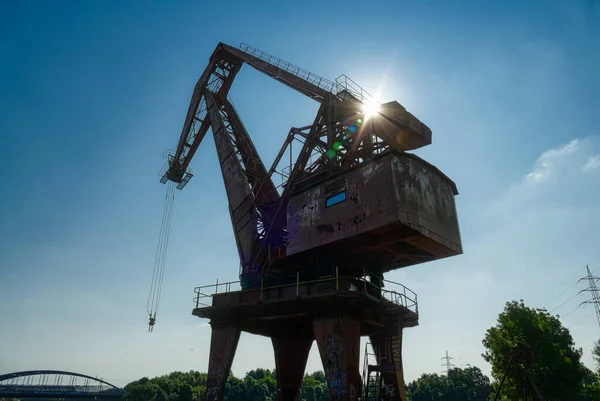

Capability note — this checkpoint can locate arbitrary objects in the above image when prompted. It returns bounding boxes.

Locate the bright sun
[362,101,381,118]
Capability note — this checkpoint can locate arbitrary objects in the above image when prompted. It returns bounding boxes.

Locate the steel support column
[313,316,361,401]
[206,323,241,401]
[272,335,313,401]
[369,322,406,401]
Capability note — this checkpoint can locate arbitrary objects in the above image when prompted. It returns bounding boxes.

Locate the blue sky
[1,0,600,387]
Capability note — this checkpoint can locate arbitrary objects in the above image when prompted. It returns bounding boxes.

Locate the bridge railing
[193,268,418,314]
[0,385,124,395]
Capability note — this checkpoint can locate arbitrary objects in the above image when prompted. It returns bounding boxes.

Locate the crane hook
[148,313,156,332]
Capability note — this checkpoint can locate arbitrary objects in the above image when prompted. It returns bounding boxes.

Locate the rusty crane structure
[161,42,462,401]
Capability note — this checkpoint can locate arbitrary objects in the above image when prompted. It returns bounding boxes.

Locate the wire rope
[147,181,176,331]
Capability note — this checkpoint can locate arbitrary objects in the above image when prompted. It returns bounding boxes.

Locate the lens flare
[333,141,343,151]
[349,125,357,133]
[326,149,337,159]
[362,101,381,118]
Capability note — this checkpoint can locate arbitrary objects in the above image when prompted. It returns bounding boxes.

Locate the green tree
[308,371,326,384]
[240,377,266,400]
[299,373,328,401]
[223,376,244,400]
[580,366,600,401]
[406,367,491,401]
[406,372,448,401]
[123,378,163,401]
[482,300,588,400]
[446,366,492,400]
[592,339,600,373]
[121,369,330,401]
[244,368,272,381]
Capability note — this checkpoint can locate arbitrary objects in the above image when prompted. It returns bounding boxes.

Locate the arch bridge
[0,370,125,399]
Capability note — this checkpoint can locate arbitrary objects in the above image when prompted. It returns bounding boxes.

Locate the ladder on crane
[362,337,403,400]
[363,342,381,400]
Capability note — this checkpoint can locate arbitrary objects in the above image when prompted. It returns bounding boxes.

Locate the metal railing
[238,43,378,105]
[239,43,336,93]
[193,268,418,314]
[335,74,379,105]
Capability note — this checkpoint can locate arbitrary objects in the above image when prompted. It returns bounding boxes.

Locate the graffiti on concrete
[328,368,347,399]
[349,384,357,400]
[382,384,396,396]
[324,336,343,370]
[206,386,218,399]
[323,336,350,400]
[206,367,224,400]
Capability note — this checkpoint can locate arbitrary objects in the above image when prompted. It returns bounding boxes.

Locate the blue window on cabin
[326,191,347,207]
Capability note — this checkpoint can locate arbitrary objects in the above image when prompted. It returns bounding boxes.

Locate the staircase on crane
[363,337,403,400]
[363,342,381,400]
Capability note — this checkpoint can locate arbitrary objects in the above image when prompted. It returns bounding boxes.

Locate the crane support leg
[205,323,241,401]
[313,316,361,401]
[369,322,406,401]
[272,335,313,401]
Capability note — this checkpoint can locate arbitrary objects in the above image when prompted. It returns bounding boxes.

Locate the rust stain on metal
[206,324,241,401]
[286,151,462,268]
[313,317,361,401]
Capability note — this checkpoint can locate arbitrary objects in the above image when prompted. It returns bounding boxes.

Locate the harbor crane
[159,42,463,401]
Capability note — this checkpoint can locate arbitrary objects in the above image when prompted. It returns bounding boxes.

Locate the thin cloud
[582,154,600,173]
[526,139,579,183]
[487,135,600,218]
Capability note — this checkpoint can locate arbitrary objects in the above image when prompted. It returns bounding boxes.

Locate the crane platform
[192,271,418,337]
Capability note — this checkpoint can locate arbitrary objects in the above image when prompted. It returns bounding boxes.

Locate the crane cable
[147,181,176,332]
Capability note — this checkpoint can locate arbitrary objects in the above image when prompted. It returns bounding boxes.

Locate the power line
[537,265,590,307]
[575,310,596,325]
[578,264,600,331]
[538,265,600,324]
[549,292,582,314]
[560,303,584,319]
[544,265,600,314]
[542,280,581,308]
